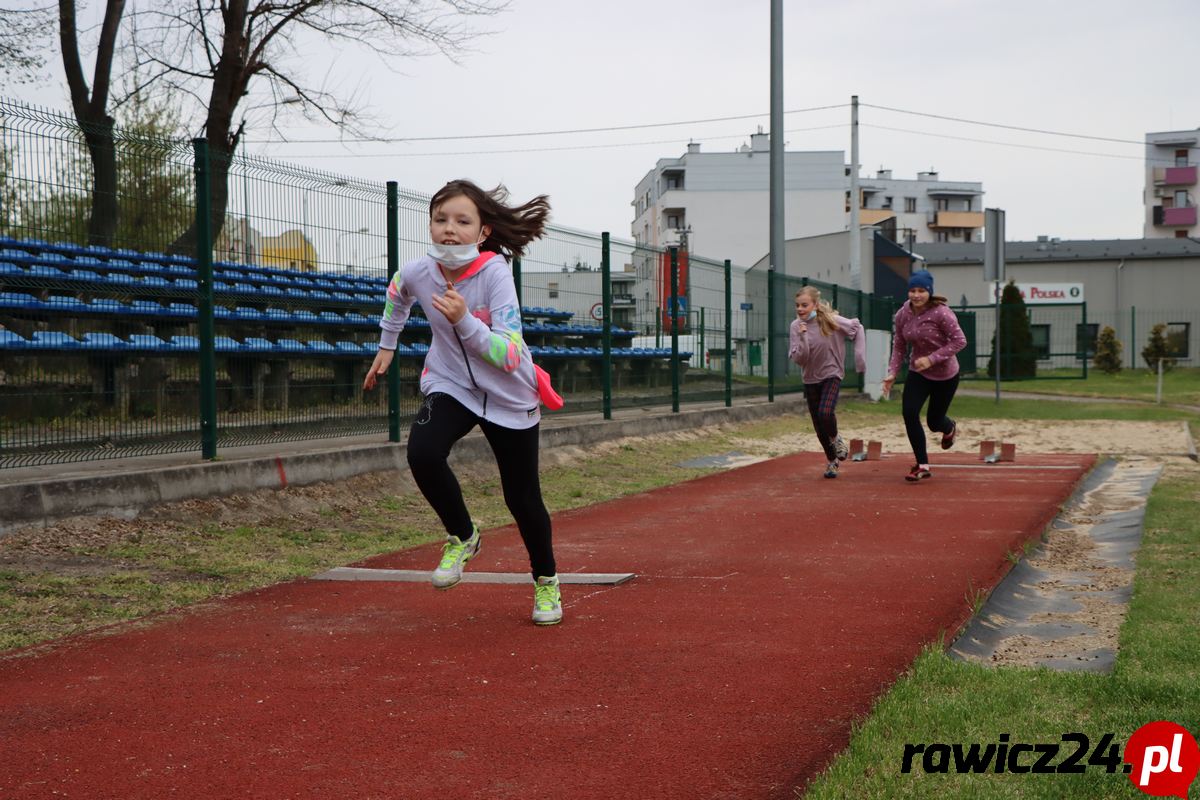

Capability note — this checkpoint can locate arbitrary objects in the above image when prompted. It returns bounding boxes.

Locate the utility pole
[849,95,861,289]
[768,0,783,401]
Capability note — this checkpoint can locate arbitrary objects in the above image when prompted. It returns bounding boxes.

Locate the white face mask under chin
[428,241,482,268]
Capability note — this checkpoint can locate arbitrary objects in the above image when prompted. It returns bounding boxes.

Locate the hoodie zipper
[441,262,488,418]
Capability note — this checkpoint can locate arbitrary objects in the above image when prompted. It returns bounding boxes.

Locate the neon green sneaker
[431,525,480,589]
[532,575,562,626]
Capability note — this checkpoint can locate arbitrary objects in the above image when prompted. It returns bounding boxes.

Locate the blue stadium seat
[274,339,307,352]
[213,281,232,293]
[285,288,308,301]
[0,292,42,309]
[104,271,138,285]
[51,241,87,256]
[353,293,376,304]
[304,340,334,353]
[30,331,81,349]
[139,275,171,288]
[81,332,127,350]
[127,334,168,351]
[73,255,104,268]
[233,306,265,321]
[334,340,362,354]
[232,282,260,296]
[319,311,343,324]
[359,342,379,355]
[88,298,129,314]
[168,335,199,351]
[0,260,25,275]
[30,264,64,278]
[214,306,233,319]
[214,336,242,352]
[292,310,320,323]
[410,342,430,354]
[308,290,333,301]
[0,330,30,349]
[106,258,138,271]
[343,312,369,325]
[173,278,198,290]
[242,337,275,353]
[264,308,292,321]
[0,249,34,264]
[130,300,165,315]
[166,303,196,317]
[330,292,354,303]
[36,252,71,266]
[44,296,86,311]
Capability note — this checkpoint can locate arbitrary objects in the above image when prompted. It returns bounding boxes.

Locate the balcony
[1155,205,1198,226]
[927,210,985,229]
[612,293,635,307]
[1163,166,1198,186]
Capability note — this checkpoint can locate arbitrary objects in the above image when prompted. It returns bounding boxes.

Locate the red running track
[0,452,1094,799]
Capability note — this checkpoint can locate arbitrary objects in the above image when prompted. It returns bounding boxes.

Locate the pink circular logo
[1125,721,1200,798]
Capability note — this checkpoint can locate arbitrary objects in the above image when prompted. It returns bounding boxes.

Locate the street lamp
[301,179,349,259]
[336,227,369,273]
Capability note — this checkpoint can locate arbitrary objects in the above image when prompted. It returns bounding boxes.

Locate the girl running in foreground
[363,179,564,625]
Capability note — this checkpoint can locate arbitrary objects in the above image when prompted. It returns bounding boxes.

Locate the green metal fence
[1,96,897,469]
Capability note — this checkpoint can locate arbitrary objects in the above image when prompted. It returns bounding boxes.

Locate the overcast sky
[10,0,1200,251]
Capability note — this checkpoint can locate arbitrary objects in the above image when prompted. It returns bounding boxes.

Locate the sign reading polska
[994,283,1085,304]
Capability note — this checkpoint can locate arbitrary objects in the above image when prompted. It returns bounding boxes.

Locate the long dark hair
[429,179,550,258]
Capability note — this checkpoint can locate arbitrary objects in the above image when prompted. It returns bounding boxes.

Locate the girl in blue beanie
[881,270,967,482]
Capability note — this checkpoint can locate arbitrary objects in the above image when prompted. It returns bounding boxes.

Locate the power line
[269,124,848,159]
[863,124,1146,161]
[860,102,1145,146]
[247,104,848,145]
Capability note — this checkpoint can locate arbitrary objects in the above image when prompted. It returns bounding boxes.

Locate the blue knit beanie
[908,270,934,293]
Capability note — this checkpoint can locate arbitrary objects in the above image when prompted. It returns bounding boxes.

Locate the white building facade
[856,169,985,245]
[1144,128,1199,238]
[630,133,846,268]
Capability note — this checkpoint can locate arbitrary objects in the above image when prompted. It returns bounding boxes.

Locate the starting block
[980,440,1017,463]
[850,439,883,461]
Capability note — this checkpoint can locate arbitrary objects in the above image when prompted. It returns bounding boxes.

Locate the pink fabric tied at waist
[533,364,563,410]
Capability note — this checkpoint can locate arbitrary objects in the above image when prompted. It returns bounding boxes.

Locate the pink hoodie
[887,301,967,381]
[789,314,867,384]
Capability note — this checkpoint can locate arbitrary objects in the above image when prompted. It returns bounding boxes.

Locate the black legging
[803,377,841,462]
[406,392,556,579]
[900,371,959,465]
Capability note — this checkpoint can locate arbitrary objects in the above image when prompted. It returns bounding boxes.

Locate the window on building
[904,197,917,213]
[935,198,950,211]
[935,231,949,243]
[1076,323,1099,359]
[883,196,893,209]
[1030,324,1051,360]
[1176,230,1189,238]
[548,282,559,299]
[1165,322,1190,359]
[666,214,680,229]
[1176,149,1190,167]
[1175,189,1189,208]
[844,190,851,212]
[963,229,973,242]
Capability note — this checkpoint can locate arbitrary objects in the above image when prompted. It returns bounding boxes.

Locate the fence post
[767,269,775,402]
[670,246,680,413]
[1130,305,1136,370]
[513,256,523,308]
[1081,301,1088,379]
[601,232,612,420]
[192,139,218,460]
[724,259,732,407]
[386,181,402,443]
[699,306,706,376]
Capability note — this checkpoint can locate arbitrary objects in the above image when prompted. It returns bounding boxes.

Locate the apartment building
[1144,128,1199,238]
[856,169,985,245]
[630,132,846,268]
[631,133,984,270]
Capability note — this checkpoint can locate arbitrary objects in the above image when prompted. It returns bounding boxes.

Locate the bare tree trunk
[167,0,248,256]
[59,0,125,248]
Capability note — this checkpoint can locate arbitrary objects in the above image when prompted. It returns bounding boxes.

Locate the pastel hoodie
[887,300,967,381]
[378,252,540,429]
[788,314,867,384]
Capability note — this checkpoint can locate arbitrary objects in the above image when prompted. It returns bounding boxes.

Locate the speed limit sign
[590,302,603,321]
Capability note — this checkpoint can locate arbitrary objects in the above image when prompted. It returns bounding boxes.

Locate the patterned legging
[804,377,842,462]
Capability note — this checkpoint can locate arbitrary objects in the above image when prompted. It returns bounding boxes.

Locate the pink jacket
[887,301,967,381]
[789,314,867,384]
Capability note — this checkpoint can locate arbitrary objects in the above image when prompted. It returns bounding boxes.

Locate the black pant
[900,371,959,465]
[803,378,841,461]
[406,392,556,579]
